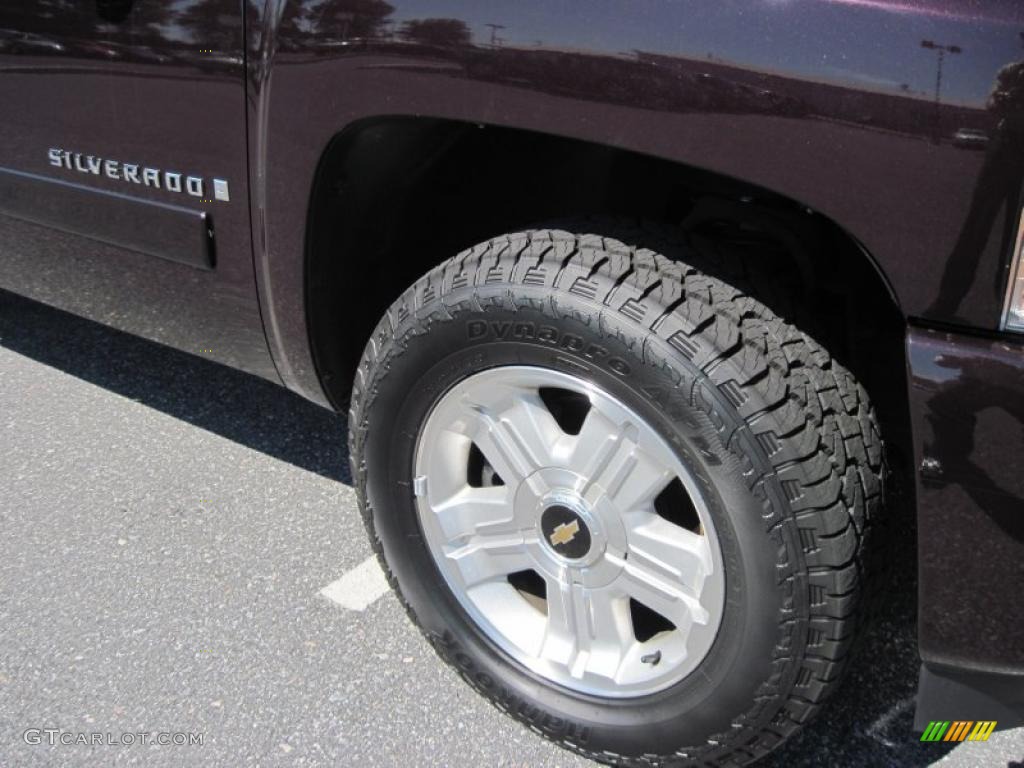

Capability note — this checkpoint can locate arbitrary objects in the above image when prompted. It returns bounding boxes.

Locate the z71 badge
[47,148,229,202]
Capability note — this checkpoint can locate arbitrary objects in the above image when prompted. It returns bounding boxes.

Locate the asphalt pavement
[1,288,1021,768]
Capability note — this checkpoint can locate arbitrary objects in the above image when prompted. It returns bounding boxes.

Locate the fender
[245,0,1024,402]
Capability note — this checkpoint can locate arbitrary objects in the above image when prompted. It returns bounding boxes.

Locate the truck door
[0,0,276,380]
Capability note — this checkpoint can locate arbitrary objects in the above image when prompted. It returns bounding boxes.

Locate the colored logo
[549,519,580,547]
[920,721,997,742]
[540,504,592,559]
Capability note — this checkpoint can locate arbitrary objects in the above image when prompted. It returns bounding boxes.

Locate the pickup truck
[1,1,1022,765]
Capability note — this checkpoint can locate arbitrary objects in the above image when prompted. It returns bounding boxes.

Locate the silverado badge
[48,148,229,201]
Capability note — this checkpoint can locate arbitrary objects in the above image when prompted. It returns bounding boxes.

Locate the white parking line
[320,555,391,611]
[865,696,915,748]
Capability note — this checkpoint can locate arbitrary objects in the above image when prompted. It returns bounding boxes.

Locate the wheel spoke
[429,486,519,543]
[572,408,673,512]
[428,485,534,588]
[542,575,634,680]
[540,573,575,664]
[443,531,533,588]
[616,549,711,630]
[463,392,562,486]
[582,587,635,680]
[626,515,713,597]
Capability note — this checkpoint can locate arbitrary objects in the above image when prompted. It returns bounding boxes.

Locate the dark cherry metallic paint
[0,167,214,269]
[1,0,1023,726]
[0,1,274,379]
[908,326,1024,720]
[247,0,1024,403]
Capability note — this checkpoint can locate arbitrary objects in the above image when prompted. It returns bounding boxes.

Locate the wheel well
[306,117,912,471]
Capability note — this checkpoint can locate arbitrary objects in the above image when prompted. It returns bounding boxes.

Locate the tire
[348,226,883,766]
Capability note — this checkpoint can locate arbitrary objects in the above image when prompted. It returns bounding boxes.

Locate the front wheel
[349,228,883,766]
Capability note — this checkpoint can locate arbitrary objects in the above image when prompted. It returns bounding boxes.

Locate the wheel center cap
[540,504,592,560]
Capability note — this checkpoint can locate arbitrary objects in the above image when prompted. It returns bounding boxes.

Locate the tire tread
[349,223,884,767]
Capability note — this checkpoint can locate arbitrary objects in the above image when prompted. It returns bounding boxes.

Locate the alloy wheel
[413,366,725,697]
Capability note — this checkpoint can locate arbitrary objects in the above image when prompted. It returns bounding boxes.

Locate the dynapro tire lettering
[466,319,631,375]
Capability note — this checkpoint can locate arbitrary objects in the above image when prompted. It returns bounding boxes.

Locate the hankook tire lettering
[434,634,592,744]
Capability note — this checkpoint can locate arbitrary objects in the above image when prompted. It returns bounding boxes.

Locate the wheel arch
[298,117,911,479]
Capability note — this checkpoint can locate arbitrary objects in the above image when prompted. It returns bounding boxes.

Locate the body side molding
[0,167,214,270]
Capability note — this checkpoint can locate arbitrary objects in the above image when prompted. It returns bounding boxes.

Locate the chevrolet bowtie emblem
[549,519,580,547]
